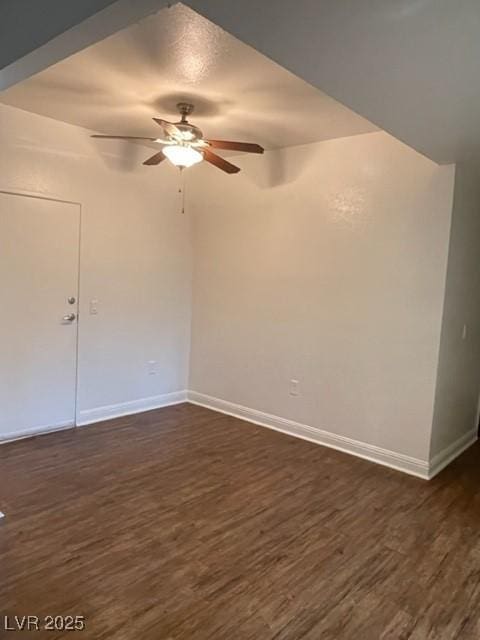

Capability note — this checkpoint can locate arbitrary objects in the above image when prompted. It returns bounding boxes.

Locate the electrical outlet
[89,299,99,315]
[147,360,158,375]
[289,379,300,396]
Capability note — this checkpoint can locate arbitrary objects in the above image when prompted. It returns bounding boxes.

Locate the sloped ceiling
[2,0,480,164]
[0,4,376,152]
[186,0,480,165]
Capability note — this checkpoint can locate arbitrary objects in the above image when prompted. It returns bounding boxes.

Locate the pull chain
[178,167,186,214]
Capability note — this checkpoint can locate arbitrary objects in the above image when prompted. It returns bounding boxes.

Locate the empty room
[1,1,480,638]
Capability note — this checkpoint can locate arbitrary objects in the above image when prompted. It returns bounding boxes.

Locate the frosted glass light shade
[162,144,203,168]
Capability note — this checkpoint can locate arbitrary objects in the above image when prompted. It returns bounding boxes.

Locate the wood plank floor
[1,403,479,639]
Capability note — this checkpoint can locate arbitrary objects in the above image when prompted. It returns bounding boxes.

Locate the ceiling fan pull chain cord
[179,167,186,214]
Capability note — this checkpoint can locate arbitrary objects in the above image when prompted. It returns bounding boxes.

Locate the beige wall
[0,103,191,420]
[430,162,480,458]
[188,132,455,462]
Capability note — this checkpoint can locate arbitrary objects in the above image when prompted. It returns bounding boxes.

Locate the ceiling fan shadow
[89,137,147,173]
[245,145,316,189]
[147,93,232,120]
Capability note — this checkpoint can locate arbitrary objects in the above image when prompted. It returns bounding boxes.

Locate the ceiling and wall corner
[429,162,480,464]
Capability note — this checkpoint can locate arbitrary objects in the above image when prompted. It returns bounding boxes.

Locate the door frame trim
[0,187,83,429]
[0,187,81,207]
[0,421,75,445]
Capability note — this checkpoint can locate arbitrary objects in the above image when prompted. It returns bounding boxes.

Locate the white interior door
[0,192,80,441]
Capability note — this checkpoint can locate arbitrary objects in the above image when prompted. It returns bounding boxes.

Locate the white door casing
[0,192,80,441]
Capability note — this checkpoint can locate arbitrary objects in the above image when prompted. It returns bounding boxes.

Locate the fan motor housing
[174,122,203,142]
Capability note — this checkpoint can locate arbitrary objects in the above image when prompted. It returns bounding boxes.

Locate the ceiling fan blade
[153,118,182,139]
[206,139,264,154]
[143,151,166,166]
[203,149,240,174]
[91,135,157,141]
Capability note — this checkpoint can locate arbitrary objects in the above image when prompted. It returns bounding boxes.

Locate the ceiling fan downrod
[176,102,194,123]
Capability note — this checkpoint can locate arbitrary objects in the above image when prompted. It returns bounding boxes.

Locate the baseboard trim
[187,391,430,479]
[4,390,475,479]
[77,390,188,426]
[0,420,74,445]
[428,428,478,479]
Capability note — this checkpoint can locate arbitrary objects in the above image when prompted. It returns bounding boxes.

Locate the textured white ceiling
[0,4,377,151]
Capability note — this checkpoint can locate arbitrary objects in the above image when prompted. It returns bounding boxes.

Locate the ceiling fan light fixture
[162,144,203,168]
[91,103,263,173]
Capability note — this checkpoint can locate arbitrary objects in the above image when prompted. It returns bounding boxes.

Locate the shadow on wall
[243,144,318,189]
[89,138,151,173]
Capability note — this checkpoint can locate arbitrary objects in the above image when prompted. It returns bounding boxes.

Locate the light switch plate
[289,379,300,396]
[147,360,158,375]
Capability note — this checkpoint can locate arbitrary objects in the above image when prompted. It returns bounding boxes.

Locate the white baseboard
[3,389,475,481]
[0,420,74,445]
[187,391,431,479]
[428,428,478,479]
[77,390,188,426]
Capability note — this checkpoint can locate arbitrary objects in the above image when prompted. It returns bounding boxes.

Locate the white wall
[3,101,474,476]
[430,162,480,458]
[188,131,455,463]
[0,103,191,419]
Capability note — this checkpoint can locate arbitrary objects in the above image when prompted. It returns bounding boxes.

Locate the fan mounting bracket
[177,102,194,122]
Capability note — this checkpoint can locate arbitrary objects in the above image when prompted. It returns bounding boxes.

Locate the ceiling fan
[91,102,264,174]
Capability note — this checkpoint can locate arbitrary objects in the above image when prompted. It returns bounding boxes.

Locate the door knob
[62,313,76,322]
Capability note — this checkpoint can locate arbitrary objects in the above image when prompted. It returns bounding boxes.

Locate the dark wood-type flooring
[1,403,480,639]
